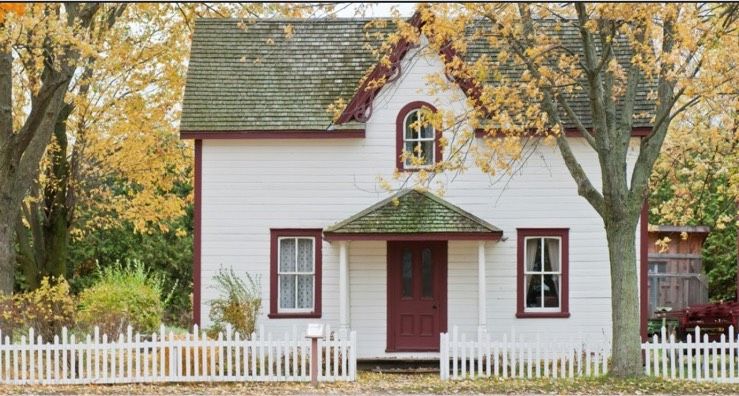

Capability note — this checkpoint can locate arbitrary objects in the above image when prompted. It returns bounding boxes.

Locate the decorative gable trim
[336,12,484,125]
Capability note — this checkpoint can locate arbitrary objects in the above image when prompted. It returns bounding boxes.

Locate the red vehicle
[667,301,739,341]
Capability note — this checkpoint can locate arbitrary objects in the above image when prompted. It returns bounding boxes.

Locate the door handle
[432,304,438,309]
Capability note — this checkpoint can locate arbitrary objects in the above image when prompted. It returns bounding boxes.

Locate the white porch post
[339,241,350,333]
[478,241,487,331]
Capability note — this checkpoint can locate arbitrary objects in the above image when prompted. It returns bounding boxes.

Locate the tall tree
[0,3,101,293]
[372,4,737,375]
[7,3,344,289]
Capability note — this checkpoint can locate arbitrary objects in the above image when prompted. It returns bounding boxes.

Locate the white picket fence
[441,326,739,382]
[440,326,610,380]
[0,324,356,385]
[644,325,739,382]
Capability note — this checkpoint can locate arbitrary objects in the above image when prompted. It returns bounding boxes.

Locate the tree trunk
[0,210,17,293]
[41,106,72,279]
[605,217,642,376]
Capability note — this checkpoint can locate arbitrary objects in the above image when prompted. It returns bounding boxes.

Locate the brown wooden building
[647,225,710,319]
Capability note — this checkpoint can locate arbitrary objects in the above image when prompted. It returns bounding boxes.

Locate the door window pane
[402,248,413,297]
[421,248,433,298]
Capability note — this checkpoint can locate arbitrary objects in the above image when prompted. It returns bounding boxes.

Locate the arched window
[396,102,441,170]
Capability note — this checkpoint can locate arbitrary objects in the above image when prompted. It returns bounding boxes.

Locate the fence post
[440,332,447,380]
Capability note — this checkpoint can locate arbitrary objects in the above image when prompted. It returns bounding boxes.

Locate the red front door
[387,241,447,352]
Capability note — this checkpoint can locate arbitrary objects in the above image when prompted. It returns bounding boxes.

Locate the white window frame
[277,236,316,314]
[523,236,562,313]
[403,109,436,169]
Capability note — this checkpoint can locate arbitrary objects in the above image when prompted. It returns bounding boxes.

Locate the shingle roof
[324,189,502,235]
[181,17,656,134]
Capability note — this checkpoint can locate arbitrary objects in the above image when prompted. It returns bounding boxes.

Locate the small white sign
[306,323,325,339]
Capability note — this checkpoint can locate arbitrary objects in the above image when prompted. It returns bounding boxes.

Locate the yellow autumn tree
[357,3,737,376]
[4,3,343,289]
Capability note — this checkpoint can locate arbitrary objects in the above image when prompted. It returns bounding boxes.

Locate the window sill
[516,311,570,319]
[268,312,321,319]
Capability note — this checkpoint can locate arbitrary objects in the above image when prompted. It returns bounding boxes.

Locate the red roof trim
[474,127,651,138]
[336,13,424,124]
[323,231,503,241]
[192,140,202,326]
[516,228,571,319]
[180,129,365,140]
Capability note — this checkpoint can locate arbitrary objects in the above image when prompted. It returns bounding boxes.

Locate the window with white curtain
[523,236,562,311]
[278,237,315,312]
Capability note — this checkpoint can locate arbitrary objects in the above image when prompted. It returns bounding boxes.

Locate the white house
[180,16,652,360]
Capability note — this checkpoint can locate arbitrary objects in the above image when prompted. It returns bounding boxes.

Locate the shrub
[0,277,75,341]
[77,260,171,339]
[208,268,261,338]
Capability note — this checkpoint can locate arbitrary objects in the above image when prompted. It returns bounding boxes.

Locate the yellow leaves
[283,24,294,39]
[0,3,24,23]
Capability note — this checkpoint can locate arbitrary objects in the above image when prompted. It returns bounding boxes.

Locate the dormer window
[396,101,441,171]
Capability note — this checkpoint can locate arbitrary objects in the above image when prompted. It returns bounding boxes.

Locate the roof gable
[324,189,502,236]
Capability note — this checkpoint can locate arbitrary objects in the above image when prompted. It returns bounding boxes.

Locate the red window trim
[516,228,570,319]
[396,101,442,172]
[268,229,323,319]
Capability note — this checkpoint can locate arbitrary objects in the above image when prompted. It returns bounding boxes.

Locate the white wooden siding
[200,46,642,359]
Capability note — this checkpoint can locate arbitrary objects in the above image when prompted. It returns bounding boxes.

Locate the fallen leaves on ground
[2,371,739,395]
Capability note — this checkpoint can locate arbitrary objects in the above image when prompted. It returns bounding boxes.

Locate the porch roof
[323,190,503,241]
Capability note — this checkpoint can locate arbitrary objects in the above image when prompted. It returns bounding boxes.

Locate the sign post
[306,323,325,386]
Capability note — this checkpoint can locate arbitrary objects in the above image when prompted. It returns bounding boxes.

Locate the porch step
[359,361,439,374]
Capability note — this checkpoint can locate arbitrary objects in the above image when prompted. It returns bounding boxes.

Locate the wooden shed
[647,225,710,319]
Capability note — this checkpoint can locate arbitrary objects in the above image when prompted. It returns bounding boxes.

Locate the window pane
[279,239,296,272]
[297,238,313,272]
[421,248,433,298]
[404,142,415,166]
[402,248,413,297]
[420,141,434,164]
[297,275,314,309]
[525,238,541,272]
[420,122,434,139]
[543,274,560,308]
[543,238,560,272]
[525,274,541,308]
[405,111,419,139]
[279,274,296,309]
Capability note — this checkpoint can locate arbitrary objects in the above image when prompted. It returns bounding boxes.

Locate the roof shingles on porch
[324,190,502,240]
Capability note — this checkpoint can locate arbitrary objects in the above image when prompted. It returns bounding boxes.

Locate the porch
[323,190,503,359]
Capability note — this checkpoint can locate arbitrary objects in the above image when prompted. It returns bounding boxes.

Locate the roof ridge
[323,189,415,232]
[194,17,393,23]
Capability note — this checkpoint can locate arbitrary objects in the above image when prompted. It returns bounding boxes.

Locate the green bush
[208,268,261,338]
[0,276,75,341]
[77,260,172,338]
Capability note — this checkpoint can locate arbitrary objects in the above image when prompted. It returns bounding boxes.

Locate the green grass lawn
[2,371,739,394]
